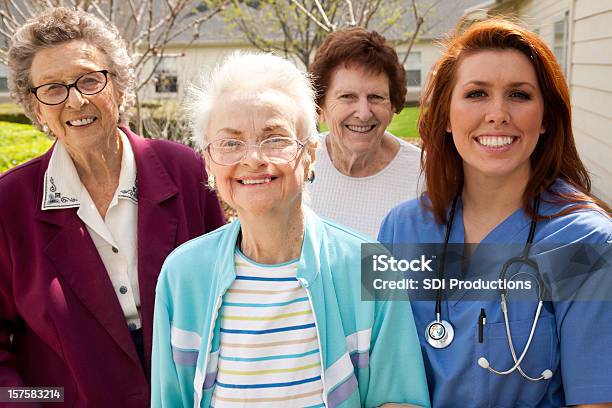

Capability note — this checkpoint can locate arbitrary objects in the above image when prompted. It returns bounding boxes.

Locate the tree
[0,0,225,134]
[219,0,460,69]
[221,0,335,68]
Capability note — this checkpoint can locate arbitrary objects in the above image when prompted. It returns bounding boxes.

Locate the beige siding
[571,64,612,92]
[494,0,612,201]
[573,10,612,41]
[514,0,570,46]
[572,85,612,118]
[494,0,571,76]
[574,0,612,20]
[573,106,612,148]
[574,129,612,200]
[572,37,612,64]
[570,0,612,203]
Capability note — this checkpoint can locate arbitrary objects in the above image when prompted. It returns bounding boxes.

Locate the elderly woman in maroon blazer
[0,7,225,407]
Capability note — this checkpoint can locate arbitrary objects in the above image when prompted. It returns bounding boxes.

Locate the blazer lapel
[39,208,143,366]
[35,138,146,370]
[126,128,179,376]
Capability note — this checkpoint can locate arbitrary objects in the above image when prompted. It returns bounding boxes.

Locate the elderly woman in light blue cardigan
[151,52,430,408]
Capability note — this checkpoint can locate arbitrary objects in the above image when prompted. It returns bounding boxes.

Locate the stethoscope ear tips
[479,356,553,381]
[478,357,490,369]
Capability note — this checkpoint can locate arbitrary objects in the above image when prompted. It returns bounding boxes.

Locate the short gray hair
[7,7,135,129]
[186,52,318,150]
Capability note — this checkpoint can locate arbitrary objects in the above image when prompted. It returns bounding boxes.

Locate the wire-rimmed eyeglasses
[204,137,308,166]
[30,70,112,105]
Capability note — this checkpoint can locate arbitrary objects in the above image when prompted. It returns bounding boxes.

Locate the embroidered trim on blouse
[43,176,79,209]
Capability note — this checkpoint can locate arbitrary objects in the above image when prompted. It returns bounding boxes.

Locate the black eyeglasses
[30,70,112,105]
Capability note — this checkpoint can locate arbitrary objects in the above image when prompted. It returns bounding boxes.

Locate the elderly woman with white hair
[151,52,430,408]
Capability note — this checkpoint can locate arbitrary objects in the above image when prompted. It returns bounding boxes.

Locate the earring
[118,104,125,114]
[42,124,49,133]
[307,170,315,184]
[207,174,216,190]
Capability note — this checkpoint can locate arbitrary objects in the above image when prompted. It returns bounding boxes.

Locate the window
[553,13,569,76]
[154,57,178,93]
[0,63,8,92]
[404,51,421,87]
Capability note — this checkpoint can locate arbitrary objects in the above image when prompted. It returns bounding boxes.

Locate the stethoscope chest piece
[426,319,454,348]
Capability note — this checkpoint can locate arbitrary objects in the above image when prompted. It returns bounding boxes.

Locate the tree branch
[288,0,331,32]
[344,0,356,26]
[312,0,335,30]
[401,0,425,65]
[5,0,26,23]
[360,0,383,28]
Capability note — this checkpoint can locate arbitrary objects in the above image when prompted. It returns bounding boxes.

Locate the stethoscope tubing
[429,196,552,381]
[482,297,552,381]
[424,195,460,349]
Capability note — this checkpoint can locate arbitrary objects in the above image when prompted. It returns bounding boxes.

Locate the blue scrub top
[378,180,612,407]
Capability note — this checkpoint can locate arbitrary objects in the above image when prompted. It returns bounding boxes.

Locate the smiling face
[205,90,314,218]
[319,64,394,156]
[448,49,546,185]
[30,40,123,150]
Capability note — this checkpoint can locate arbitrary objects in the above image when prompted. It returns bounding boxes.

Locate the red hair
[418,18,610,224]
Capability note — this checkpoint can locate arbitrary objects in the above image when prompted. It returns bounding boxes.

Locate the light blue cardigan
[151,207,430,408]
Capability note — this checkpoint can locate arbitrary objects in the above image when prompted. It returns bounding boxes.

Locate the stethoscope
[425,195,553,381]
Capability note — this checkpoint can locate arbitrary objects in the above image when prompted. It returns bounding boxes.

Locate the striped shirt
[211,250,325,408]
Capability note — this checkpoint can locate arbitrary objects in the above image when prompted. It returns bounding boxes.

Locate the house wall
[495,0,611,203]
[568,0,612,202]
[140,41,442,105]
[138,43,255,102]
[397,42,442,103]
[513,0,570,43]
[0,63,10,103]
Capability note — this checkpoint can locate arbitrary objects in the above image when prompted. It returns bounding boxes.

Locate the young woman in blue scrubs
[378,19,612,407]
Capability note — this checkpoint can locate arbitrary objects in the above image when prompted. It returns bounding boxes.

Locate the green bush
[0,103,31,125]
[0,112,31,124]
[0,121,53,173]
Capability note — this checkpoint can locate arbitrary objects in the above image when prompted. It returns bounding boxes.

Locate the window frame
[153,56,180,94]
[404,51,422,88]
[553,12,569,77]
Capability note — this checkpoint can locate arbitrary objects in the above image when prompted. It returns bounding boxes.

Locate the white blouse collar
[41,129,138,210]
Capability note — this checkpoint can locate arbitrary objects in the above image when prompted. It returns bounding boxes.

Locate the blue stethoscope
[425,196,553,381]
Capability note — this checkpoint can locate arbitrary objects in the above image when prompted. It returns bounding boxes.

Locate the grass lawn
[388,106,419,139]
[0,121,52,173]
[319,106,419,140]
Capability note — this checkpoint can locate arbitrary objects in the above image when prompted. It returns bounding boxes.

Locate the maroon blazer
[0,128,225,407]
